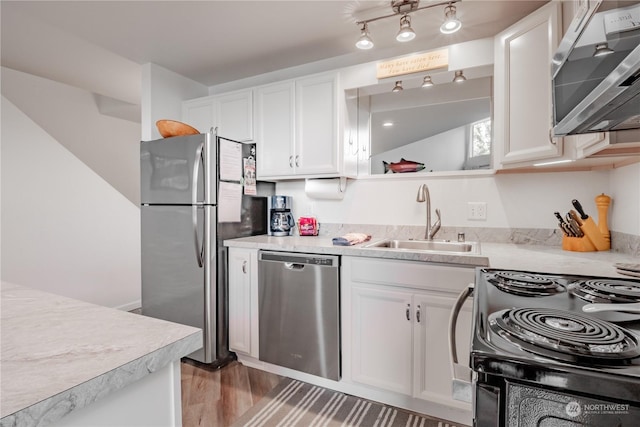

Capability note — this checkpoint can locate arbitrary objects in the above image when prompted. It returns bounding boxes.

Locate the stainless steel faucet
[416,184,441,240]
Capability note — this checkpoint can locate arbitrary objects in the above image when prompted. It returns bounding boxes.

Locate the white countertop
[0,282,202,427]
[224,235,640,278]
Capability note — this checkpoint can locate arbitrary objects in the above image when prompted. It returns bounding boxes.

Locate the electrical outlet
[468,202,487,220]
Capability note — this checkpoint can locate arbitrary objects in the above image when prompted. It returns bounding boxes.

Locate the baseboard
[115,299,141,312]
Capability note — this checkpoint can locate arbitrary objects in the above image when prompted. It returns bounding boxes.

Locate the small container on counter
[297,217,319,236]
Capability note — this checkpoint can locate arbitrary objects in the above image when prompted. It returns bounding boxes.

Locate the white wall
[141,63,208,141]
[609,162,640,236]
[276,164,639,235]
[2,67,141,205]
[1,97,141,309]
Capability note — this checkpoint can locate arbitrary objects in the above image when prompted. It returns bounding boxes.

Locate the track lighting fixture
[396,15,416,42]
[355,0,461,50]
[593,43,614,57]
[421,76,434,87]
[452,70,466,83]
[355,23,374,50]
[440,3,461,34]
[392,81,403,92]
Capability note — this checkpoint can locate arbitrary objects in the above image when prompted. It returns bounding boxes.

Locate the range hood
[552,1,640,136]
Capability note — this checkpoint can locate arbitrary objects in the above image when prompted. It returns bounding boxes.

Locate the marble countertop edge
[223,235,640,278]
[0,330,201,427]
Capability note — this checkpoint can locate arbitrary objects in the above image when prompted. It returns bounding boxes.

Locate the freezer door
[141,205,217,362]
[140,133,217,205]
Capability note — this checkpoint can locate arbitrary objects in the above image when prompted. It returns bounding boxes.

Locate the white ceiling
[1,0,547,106]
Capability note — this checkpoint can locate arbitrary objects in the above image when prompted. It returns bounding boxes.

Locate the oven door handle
[448,283,474,403]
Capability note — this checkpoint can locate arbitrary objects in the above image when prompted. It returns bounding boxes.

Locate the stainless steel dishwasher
[258,250,340,380]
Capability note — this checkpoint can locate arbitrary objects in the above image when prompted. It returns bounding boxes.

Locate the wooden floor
[181,359,283,427]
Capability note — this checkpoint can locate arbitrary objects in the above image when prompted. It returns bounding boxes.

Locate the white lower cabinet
[342,256,474,410]
[413,293,472,404]
[350,285,414,395]
[228,247,258,358]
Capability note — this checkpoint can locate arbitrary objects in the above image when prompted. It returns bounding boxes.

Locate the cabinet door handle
[289,155,293,168]
[406,304,411,321]
[242,260,247,274]
[295,155,300,167]
[416,305,421,323]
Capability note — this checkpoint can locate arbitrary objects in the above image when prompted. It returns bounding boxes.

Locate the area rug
[232,378,465,427]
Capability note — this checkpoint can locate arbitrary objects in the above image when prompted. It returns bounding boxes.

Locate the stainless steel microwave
[552,1,640,136]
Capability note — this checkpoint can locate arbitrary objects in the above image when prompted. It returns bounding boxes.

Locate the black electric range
[470,268,640,426]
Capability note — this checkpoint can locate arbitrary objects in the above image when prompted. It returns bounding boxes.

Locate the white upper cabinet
[295,74,339,175]
[256,72,345,179]
[255,81,296,177]
[493,1,563,168]
[215,90,254,141]
[182,89,254,141]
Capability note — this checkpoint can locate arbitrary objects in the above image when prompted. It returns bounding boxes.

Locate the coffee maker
[268,195,294,236]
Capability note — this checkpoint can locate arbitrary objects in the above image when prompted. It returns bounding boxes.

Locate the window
[464,118,492,169]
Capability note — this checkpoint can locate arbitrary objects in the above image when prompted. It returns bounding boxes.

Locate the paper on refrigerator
[218,181,242,222]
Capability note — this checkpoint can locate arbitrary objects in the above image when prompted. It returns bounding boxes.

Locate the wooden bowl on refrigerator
[156,120,200,138]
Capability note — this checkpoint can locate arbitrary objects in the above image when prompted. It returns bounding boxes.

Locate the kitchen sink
[363,239,479,254]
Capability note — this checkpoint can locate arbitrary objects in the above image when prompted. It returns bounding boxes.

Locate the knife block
[562,235,596,252]
[561,193,611,252]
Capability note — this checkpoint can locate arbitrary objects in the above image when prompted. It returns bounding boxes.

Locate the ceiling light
[440,3,462,34]
[421,76,434,87]
[354,0,460,49]
[593,43,614,57]
[396,15,416,42]
[392,81,403,92]
[355,23,374,50]
[452,70,466,83]
[383,121,394,127]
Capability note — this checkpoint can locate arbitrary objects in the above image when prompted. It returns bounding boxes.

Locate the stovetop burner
[569,278,640,303]
[489,307,640,363]
[488,271,565,296]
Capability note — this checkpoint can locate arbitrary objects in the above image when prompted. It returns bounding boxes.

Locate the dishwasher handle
[284,262,305,271]
[259,250,339,267]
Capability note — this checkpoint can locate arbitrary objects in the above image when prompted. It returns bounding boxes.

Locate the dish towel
[332,233,372,246]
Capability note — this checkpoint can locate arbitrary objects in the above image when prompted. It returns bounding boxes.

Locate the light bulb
[421,76,434,88]
[440,4,461,34]
[396,15,416,42]
[356,23,374,50]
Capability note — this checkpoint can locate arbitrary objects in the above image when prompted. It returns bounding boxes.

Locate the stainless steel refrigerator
[140,131,273,364]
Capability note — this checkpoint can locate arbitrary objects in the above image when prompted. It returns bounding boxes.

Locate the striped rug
[232,378,465,427]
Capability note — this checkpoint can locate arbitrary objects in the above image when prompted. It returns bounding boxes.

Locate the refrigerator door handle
[192,142,205,268]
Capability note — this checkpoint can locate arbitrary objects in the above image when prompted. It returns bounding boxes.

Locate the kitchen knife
[571,199,609,251]
[554,211,574,237]
[566,212,583,237]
